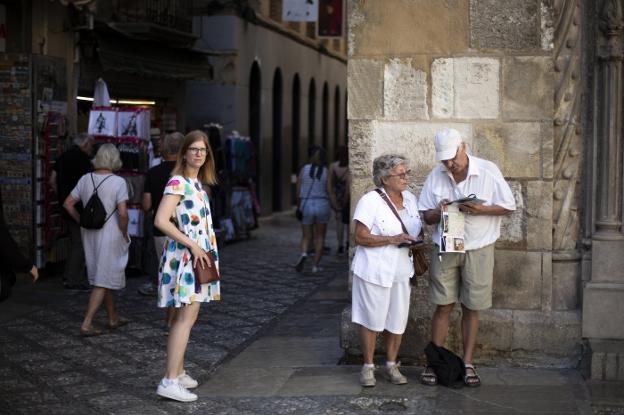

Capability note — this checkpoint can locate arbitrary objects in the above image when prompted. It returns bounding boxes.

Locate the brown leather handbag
[193,250,220,284]
[375,189,429,280]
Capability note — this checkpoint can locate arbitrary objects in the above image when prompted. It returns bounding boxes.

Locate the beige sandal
[464,364,481,387]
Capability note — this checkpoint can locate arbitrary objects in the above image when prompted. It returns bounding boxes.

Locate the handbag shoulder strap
[374,188,408,234]
[300,169,315,209]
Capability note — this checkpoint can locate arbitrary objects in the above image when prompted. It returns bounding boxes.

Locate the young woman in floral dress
[154,130,220,402]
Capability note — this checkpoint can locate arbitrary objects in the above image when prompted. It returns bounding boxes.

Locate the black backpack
[80,174,116,230]
[424,341,466,388]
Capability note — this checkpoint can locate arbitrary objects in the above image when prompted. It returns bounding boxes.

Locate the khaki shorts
[428,243,494,310]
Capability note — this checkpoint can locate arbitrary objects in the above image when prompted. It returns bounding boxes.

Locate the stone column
[583,0,624,380]
[594,0,623,239]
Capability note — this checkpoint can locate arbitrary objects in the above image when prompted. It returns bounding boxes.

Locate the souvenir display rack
[204,125,260,244]
[36,111,70,265]
[88,106,151,270]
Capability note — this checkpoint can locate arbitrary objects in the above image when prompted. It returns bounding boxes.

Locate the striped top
[299,164,329,200]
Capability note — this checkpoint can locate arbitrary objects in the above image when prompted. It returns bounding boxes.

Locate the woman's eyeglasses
[188,147,208,155]
[388,170,411,180]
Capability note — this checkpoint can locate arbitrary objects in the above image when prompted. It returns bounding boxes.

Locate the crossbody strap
[300,171,315,210]
[90,173,118,222]
[374,188,409,234]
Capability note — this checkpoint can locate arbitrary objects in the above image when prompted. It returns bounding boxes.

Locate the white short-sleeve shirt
[351,189,422,288]
[418,155,516,250]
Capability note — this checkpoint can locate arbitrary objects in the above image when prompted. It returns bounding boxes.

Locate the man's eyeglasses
[388,170,411,180]
[188,147,208,155]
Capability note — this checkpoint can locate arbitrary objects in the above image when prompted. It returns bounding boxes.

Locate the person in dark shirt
[0,187,38,296]
[49,133,93,290]
[138,132,184,297]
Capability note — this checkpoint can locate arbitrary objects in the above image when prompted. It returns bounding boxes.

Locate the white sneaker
[385,363,408,385]
[312,265,323,273]
[294,254,307,272]
[178,371,198,389]
[360,365,376,387]
[156,379,198,402]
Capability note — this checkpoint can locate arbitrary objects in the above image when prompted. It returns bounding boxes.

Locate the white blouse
[351,189,422,287]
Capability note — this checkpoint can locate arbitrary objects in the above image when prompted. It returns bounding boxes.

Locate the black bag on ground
[80,174,116,230]
[424,341,465,388]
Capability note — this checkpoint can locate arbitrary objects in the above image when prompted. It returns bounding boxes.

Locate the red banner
[318,0,343,37]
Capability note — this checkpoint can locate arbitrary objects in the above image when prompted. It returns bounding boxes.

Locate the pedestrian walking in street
[138,132,184,298]
[351,154,423,387]
[0,187,39,300]
[418,128,516,387]
[154,130,220,402]
[63,143,131,337]
[49,133,93,291]
[294,146,331,273]
[328,145,351,255]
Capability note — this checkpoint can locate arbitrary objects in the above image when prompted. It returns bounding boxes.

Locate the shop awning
[95,33,213,81]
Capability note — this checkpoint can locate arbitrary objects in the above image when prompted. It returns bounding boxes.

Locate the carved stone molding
[552,0,584,251]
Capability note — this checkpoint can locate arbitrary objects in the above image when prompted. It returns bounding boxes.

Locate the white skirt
[351,275,411,334]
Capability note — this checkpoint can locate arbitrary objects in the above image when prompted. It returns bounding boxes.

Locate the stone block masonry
[344,0,585,368]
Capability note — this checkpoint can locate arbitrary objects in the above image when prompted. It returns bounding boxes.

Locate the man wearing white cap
[418,128,516,387]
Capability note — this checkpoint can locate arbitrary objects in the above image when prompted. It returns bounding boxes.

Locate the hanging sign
[117,109,150,140]
[282,0,318,22]
[88,109,116,136]
[318,0,343,37]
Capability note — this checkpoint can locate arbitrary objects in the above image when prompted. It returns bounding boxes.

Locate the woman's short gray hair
[372,154,408,187]
[92,143,123,171]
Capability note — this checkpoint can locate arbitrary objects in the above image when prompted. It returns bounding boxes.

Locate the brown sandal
[420,366,437,386]
[106,317,130,330]
[80,326,103,337]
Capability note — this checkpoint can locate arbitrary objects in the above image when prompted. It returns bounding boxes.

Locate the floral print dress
[157,175,221,308]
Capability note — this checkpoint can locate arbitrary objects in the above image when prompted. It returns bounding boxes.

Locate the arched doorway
[272,68,283,212]
[292,74,301,205]
[249,62,262,195]
[308,79,316,151]
[322,82,329,153]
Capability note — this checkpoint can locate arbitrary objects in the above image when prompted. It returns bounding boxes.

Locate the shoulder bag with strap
[374,188,429,279]
[80,174,117,230]
[296,166,316,221]
[191,183,220,293]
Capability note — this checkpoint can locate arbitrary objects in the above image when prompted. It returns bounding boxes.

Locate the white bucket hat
[434,128,462,161]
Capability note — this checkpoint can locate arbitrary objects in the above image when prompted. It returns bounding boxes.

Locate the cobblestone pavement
[2,215,623,414]
[0,215,348,414]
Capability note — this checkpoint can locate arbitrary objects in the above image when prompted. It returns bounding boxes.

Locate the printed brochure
[439,203,465,253]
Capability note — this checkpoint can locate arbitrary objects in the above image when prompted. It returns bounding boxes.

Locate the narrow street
[1,215,622,414]
[0,214,347,414]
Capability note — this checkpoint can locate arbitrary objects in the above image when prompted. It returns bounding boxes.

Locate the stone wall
[343,0,583,367]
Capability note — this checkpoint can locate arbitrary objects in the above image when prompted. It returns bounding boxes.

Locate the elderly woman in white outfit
[351,154,423,387]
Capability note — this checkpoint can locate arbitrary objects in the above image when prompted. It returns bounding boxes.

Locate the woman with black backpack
[63,143,130,337]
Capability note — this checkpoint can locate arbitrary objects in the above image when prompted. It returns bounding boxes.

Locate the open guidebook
[439,195,485,254]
